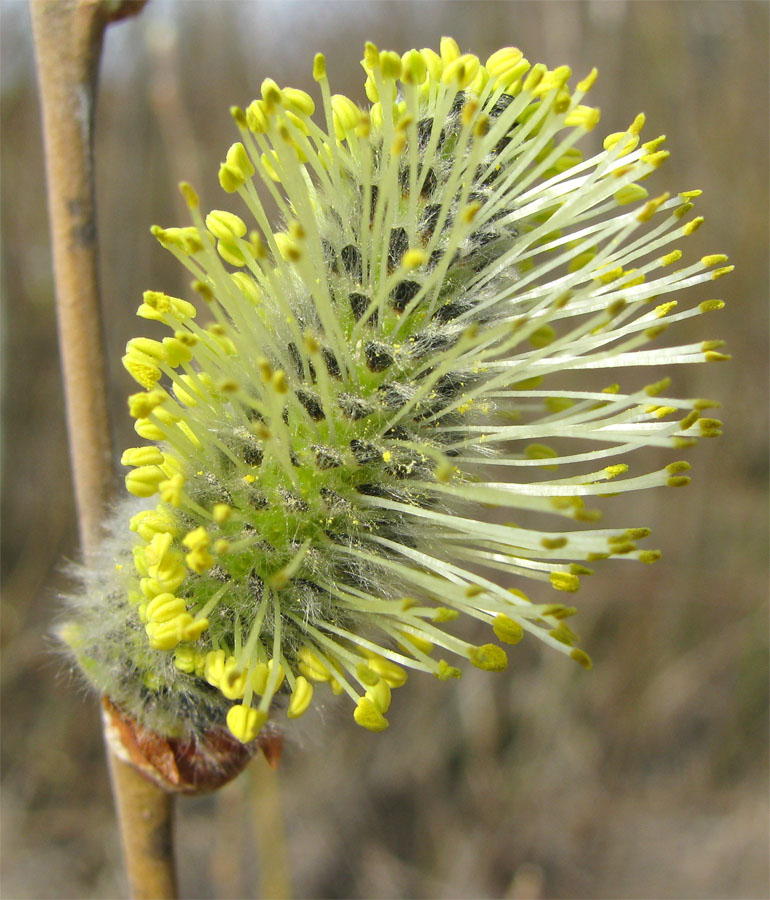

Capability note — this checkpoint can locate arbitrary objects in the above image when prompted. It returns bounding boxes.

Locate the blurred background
[2,1,768,898]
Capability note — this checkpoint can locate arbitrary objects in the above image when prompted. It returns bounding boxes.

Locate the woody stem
[30,2,177,897]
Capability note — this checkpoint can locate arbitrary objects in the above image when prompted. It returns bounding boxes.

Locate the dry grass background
[1,1,768,898]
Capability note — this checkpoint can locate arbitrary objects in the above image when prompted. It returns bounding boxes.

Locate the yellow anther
[159,473,184,507]
[353,697,389,732]
[401,48,427,85]
[230,105,247,128]
[698,417,723,437]
[246,99,269,133]
[637,549,662,565]
[260,77,282,109]
[271,369,288,394]
[492,613,524,645]
[542,604,578,620]
[182,526,210,551]
[220,657,248,700]
[213,539,229,555]
[522,62,546,92]
[529,324,555,348]
[603,464,628,479]
[641,149,669,168]
[355,663,379,687]
[192,279,214,302]
[576,67,598,92]
[219,142,255,193]
[569,250,596,273]
[473,113,490,138]
[657,250,682,269]
[594,265,621,285]
[564,104,600,130]
[637,192,670,222]
[173,331,198,348]
[365,677,392,714]
[678,410,699,431]
[362,41,379,72]
[298,646,331,682]
[550,622,579,645]
[203,649,226,687]
[206,210,247,240]
[273,231,300,261]
[331,94,360,140]
[212,503,232,524]
[524,444,557,466]
[125,465,164,498]
[134,418,164,441]
[226,705,267,743]
[355,112,371,138]
[265,658,285,691]
[442,54,480,89]
[604,300,626,320]
[121,446,164,468]
[379,49,402,80]
[399,630,433,655]
[122,352,161,389]
[644,323,668,340]
[282,86,315,116]
[161,337,192,368]
[402,248,427,270]
[127,337,166,362]
[287,676,314,718]
[550,572,580,593]
[439,36,461,64]
[700,299,725,313]
[366,654,408,688]
[655,300,677,318]
[469,643,508,672]
[667,475,691,487]
[151,225,204,255]
[248,663,269,695]
[178,181,199,209]
[614,184,648,205]
[217,238,246,267]
[145,617,184,651]
[705,350,731,361]
[643,376,671,398]
[138,290,195,322]
[434,607,459,623]
[174,647,197,673]
[419,47,443,83]
[130,508,178,541]
[462,202,481,224]
[485,46,524,86]
[312,52,326,81]
[145,593,186,623]
[390,132,406,155]
[541,536,568,549]
[185,548,214,574]
[603,132,637,153]
[144,530,171,564]
[427,659,461,685]
[570,648,593,670]
[624,112,644,137]
[701,254,728,267]
[230,272,261,305]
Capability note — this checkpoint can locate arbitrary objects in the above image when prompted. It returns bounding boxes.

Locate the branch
[29,3,177,898]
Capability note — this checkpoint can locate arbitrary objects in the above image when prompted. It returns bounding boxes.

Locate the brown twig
[30,2,178,898]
